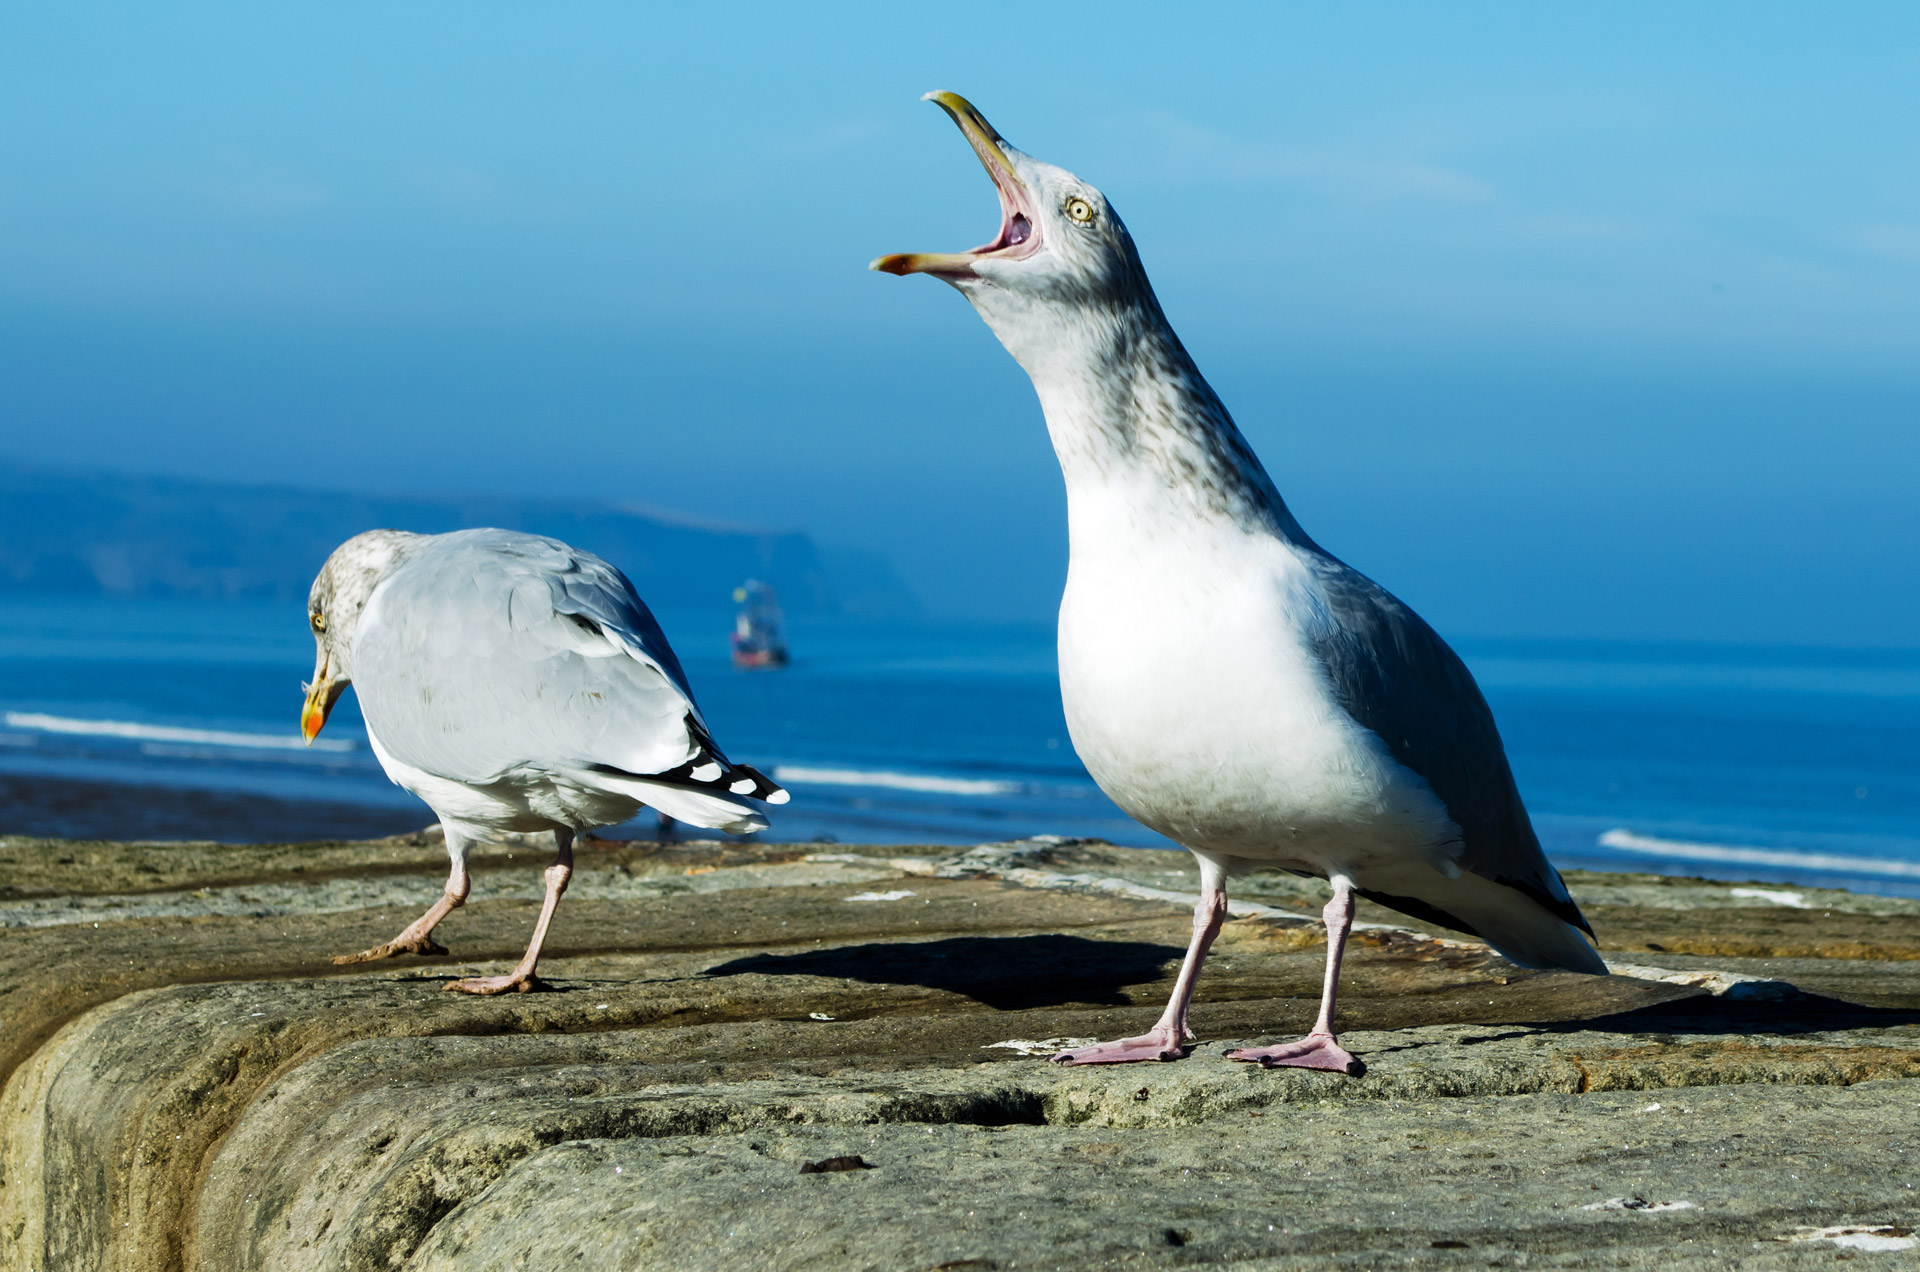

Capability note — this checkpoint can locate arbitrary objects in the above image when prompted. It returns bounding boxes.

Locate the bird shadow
[1513,991,1920,1041]
[703,934,1186,1010]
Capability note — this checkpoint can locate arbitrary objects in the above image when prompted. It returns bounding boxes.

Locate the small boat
[730,580,789,669]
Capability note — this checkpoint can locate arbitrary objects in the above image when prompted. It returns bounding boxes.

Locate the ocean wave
[1597,828,1920,880]
[1469,657,1920,699]
[3,711,355,754]
[771,764,1021,797]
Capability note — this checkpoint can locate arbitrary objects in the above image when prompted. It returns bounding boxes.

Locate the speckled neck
[969,272,1308,543]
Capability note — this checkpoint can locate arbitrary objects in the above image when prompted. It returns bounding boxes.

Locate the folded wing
[1302,552,1599,970]
[353,529,784,830]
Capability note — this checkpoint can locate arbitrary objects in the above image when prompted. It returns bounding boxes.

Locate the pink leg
[333,843,471,964]
[1226,874,1363,1075]
[1054,860,1229,1065]
[446,830,573,995]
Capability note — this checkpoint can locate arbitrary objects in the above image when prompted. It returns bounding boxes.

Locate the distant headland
[0,459,920,618]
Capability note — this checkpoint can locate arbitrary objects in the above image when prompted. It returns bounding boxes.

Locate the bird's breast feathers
[1056,525,1455,868]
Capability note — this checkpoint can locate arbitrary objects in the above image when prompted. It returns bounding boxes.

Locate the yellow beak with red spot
[301,667,335,744]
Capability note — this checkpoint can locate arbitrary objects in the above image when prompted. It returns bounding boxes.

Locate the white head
[301,529,417,742]
[871,92,1165,377]
[874,93,1297,535]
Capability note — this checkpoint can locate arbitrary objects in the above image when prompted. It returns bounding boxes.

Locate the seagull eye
[1065,197,1095,224]
[311,612,327,634]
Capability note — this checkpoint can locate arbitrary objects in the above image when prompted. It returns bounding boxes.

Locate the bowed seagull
[302,528,787,994]
[874,93,1604,1071]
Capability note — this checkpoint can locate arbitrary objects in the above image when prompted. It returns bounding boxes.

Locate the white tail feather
[586,771,769,834]
[1357,863,1607,975]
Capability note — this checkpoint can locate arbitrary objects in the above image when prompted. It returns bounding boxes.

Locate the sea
[2,595,1917,898]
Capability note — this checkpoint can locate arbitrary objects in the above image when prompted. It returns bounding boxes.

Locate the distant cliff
[0,461,920,618]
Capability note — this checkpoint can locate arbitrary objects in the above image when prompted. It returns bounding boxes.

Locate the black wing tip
[631,716,787,804]
[621,755,787,804]
[733,764,789,803]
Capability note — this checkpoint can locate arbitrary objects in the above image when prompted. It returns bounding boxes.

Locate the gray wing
[352,529,708,784]
[1301,554,1590,935]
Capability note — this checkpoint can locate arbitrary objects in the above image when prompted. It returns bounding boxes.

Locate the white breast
[1056,483,1456,873]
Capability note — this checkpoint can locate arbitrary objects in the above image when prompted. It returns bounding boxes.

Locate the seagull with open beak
[875,93,1604,1071]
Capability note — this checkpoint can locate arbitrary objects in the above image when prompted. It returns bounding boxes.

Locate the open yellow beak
[871,91,1038,278]
[301,671,332,744]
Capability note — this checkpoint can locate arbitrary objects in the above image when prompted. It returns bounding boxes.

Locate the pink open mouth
[953,187,1038,268]
[871,92,1040,278]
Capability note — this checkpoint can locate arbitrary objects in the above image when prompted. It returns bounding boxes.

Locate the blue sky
[2,3,1917,641]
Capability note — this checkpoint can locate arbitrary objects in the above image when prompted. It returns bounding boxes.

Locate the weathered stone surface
[405,1082,1920,1271]
[0,828,822,903]
[2,833,1917,1270]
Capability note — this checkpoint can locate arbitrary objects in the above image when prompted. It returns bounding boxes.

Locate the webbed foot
[1052,1027,1192,1065]
[443,972,543,995]
[331,935,450,964]
[1224,1032,1362,1076]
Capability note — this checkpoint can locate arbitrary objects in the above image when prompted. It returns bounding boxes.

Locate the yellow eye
[311,612,327,634]
[1065,197,1095,224]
